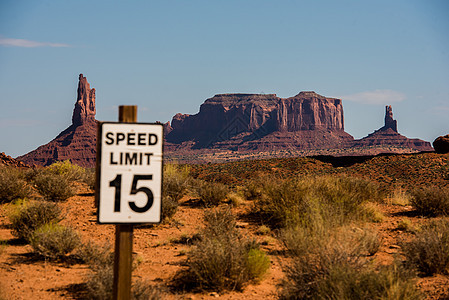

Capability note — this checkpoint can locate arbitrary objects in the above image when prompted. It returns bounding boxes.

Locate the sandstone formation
[17,74,97,167]
[73,74,96,126]
[166,91,352,150]
[353,106,433,152]
[433,135,449,154]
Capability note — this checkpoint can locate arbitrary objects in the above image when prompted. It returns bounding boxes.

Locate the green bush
[47,160,86,182]
[163,164,190,201]
[280,226,420,299]
[0,166,33,203]
[30,223,80,260]
[410,187,449,216]
[195,181,229,207]
[33,169,75,201]
[181,208,269,291]
[401,219,449,275]
[9,200,63,241]
[255,176,383,229]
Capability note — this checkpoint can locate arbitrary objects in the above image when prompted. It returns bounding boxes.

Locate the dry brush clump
[254,175,383,229]
[0,166,33,203]
[194,180,229,207]
[77,241,163,300]
[160,164,191,221]
[176,208,270,292]
[401,219,449,276]
[29,223,80,260]
[410,186,449,216]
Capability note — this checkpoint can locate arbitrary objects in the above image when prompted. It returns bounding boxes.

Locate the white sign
[97,122,163,224]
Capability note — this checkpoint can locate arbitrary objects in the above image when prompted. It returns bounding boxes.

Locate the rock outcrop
[433,135,449,154]
[17,74,97,167]
[353,106,433,152]
[166,91,351,150]
[0,152,28,167]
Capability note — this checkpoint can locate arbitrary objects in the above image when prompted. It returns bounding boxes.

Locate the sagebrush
[30,223,80,260]
[0,166,33,203]
[9,200,63,241]
[179,208,269,291]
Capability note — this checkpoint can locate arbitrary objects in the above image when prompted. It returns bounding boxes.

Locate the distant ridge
[15,76,434,166]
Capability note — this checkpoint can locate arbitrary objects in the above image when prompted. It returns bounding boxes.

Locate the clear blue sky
[1,0,448,157]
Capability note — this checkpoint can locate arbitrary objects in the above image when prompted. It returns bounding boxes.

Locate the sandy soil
[1,182,449,299]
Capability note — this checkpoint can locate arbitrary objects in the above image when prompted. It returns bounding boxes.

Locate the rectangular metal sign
[97,122,163,224]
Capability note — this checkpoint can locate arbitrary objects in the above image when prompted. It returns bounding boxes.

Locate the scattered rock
[433,135,449,154]
[0,152,28,167]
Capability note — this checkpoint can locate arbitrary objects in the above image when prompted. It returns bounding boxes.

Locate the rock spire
[382,105,397,132]
[72,74,96,126]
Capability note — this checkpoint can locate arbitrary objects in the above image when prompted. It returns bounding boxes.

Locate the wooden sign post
[96,105,163,300]
[113,105,136,300]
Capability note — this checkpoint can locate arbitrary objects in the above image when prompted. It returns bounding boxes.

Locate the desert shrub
[9,200,63,241]
[76,241,114,268]
[82,168,96,191]
[85,264,114,300]
[33,169,75,201]
[401,219,449,275]
[280,226,420,299]
[181,208,269,291]
[161,195,179,221]
[163,163,190,201]
[47,160,86,182]
[132,281,164,300]
[255,176,382,229]
[0,166,33,203]
[243,179,264,200]
[195,181,229,207]
[30,223,80,260]
[410,187,449,216]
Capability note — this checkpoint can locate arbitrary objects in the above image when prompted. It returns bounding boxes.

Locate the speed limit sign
[96,122,163,224]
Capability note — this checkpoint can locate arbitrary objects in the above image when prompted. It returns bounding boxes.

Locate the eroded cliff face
[166,91,347,148]
[276,92,344,132]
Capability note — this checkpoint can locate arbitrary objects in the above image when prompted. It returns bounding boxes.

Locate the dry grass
[280,225,420,299]
[255,175,383,229]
